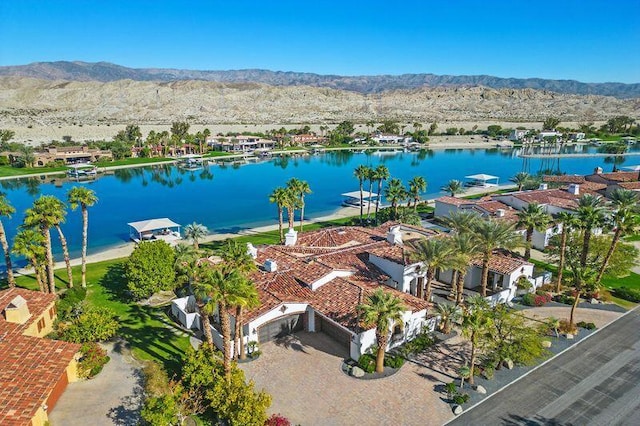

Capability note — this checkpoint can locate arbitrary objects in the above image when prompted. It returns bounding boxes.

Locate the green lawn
[0,165,67,177]
[203,151,234,158]
[12,260,190,373]
[95,157,175,167]
[623,234,640,242]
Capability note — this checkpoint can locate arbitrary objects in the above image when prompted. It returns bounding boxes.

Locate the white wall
[434,201,459,218]
[369,254,406,290]
[245,303,309,344]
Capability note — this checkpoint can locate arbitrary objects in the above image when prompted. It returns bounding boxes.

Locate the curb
[443,305,639,425]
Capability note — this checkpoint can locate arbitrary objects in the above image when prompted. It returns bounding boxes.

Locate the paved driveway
[49,340,143,426]
[241,332,456,426]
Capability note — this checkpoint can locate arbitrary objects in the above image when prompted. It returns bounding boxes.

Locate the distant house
[568,132,586,141]
[585,169,640,197]
[372,134,411,144]
[27,146,113,167]
[509,129,529,141]
[207,135,276,152]
[536,131,563,141]
[291,134,326,145]
[0,288,81,426]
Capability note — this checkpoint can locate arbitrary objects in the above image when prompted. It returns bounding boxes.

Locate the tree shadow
[500,413,563,425]
[99,263,132,303]
[106,368,144,426]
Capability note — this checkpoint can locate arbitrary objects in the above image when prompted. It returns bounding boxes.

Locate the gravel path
[49,340,144,426]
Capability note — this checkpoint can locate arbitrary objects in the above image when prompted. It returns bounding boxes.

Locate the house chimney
[567,184,580,195]
[594,166,603,175]
[387,225,403,245]
[538,183,548,190]
[3,295,31,325]
[246,243,258,259]
[284,228,298,246]
[264,259,278,272]
[495,209,505,218]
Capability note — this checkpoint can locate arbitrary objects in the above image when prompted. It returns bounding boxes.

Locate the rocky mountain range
[1,77,637,129]
[1,61,639,99]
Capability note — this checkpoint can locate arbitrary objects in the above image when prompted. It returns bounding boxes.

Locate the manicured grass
[623,234,640,242]
[12,260,190,374]
[203,151,234,157]
[0,165,67,177]
[463,187,515,199]
[601,272,640,290]
[95,157,175,167]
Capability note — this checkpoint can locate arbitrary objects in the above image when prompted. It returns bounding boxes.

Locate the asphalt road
[447,307,640,426]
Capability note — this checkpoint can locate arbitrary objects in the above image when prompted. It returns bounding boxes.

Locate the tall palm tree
[441,179,464,197]
[232,279,260,361]
[554,212,579,292]
[0,195,16,287]
[450,233,479,305]
[174,243,199,293]
[384,178,408,219]
[287,178,312,232]
[408,176,427,210]
[23,195,70,293]
[282,187,300,231]
[576,194,606,266]
[596,189,640,283]
[510,172,531,191]
[567,262,598,328]
[191,263,217,354]
[516,203,551,260]
[357,288,405,373]
[354,165,370,224]
[220,239,256,274]
[366,166,376,219]
[269,187,288,243]
[410,238,455,301]
[183,222,208,250]
[373,165,390,223]
[12,229,46,292]
[67,186,98,288]
[461,296,491,385]
[472,219,520,297]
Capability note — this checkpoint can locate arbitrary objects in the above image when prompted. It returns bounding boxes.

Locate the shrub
[521,293,535,306]
[78,342,110,378]
[558,319,577,334]
[125,241,176,300]
[265,414,292,426]
[554,292,576,305]
[56,286,87,321]
[612,287,640,303]
[482,366,494,380]
[532,292,553,307]
[453,392,470,405]
[577,321,597,330]
[357,353,376,373]
[59,306,119,343]
[402,332,435,355]
[444,381,458,399]
[384,354,405,369]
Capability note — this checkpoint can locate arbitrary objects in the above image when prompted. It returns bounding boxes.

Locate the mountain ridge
[1,61,639,99]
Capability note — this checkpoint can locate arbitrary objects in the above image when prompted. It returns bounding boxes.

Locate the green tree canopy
[125,241,177,300]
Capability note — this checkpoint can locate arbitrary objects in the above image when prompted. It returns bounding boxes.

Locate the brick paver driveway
[241,332,456,426]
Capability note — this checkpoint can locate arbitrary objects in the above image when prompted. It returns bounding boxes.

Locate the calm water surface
[2,146,638,260]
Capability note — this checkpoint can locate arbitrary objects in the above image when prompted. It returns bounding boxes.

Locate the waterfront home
[536,131,563,142]
[206,135,276,152]
[0,288,81,426]
[4,145,113,167]
[372,134,412,144]
[585,169,640,197]
[509,129,530,142]
[291,134,327,145]
[173,224,432,360]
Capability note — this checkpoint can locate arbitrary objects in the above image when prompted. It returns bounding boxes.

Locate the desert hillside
[0,77,638,142]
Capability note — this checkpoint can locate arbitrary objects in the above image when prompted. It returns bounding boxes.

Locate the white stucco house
[172,224,433,361]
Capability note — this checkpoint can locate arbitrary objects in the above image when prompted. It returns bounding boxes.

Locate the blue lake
[2,145,638,261]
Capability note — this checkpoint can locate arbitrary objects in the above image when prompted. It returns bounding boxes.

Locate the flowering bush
[265,414,292,426]
[78,342,110,378]
[521,292,552,307]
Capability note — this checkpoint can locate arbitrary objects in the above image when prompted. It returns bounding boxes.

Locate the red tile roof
[0,289,80,426]
[245,226,429,331]
[470,250,532,275]
[618,181,640,190]
[543,175,585,184]
[435,196,471,206]
[599,171,640,182]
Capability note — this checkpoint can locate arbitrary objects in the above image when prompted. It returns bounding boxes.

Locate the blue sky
[1,0,638,83]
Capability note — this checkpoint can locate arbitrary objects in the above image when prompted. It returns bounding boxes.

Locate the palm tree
[441,179,464,197]
[384,178,408,219]
[220,239,256,274]
[554,212,579,292]
[287,178,312,232]
[357,288,405,373]
[366,166,376,219]
[435,303,461,334]
[183,222,208,250]
[596,189,640,284]
[410,238,455,301]
[12,229,46,292]
[510,172,531,191]
[373,165,390,223]
[443,211,479,234]
[472,219,520,297]
[0,195,16,287]
[450,233,479,305]
[354,165,370,224]
[567,262,598,328]
[23,195,70,292]
[461,296,491,386]
[576,194,606,266]
[408,176,427,210]
[191,263,217,354]
[269,187,288,242]
[232,279,260,361]
[67,187,98,288]
[174,243,199,293]
[516,203,551,260]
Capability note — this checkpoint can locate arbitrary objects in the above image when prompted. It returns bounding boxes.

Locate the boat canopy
[128,218,181,233]
[341,190,379,200]
[464,173,499,187]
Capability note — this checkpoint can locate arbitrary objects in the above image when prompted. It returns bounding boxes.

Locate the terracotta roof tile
[470,250,532,275]
[599,171,640,182]
[618,181,640,190]
[435,196,471,206]
[543,175,585,184]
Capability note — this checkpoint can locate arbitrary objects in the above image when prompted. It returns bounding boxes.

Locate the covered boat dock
[464,173,500,188]
[128,218,182,244]
[341,190,379,208]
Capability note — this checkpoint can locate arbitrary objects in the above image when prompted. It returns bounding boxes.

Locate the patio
[240,331,456,426]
